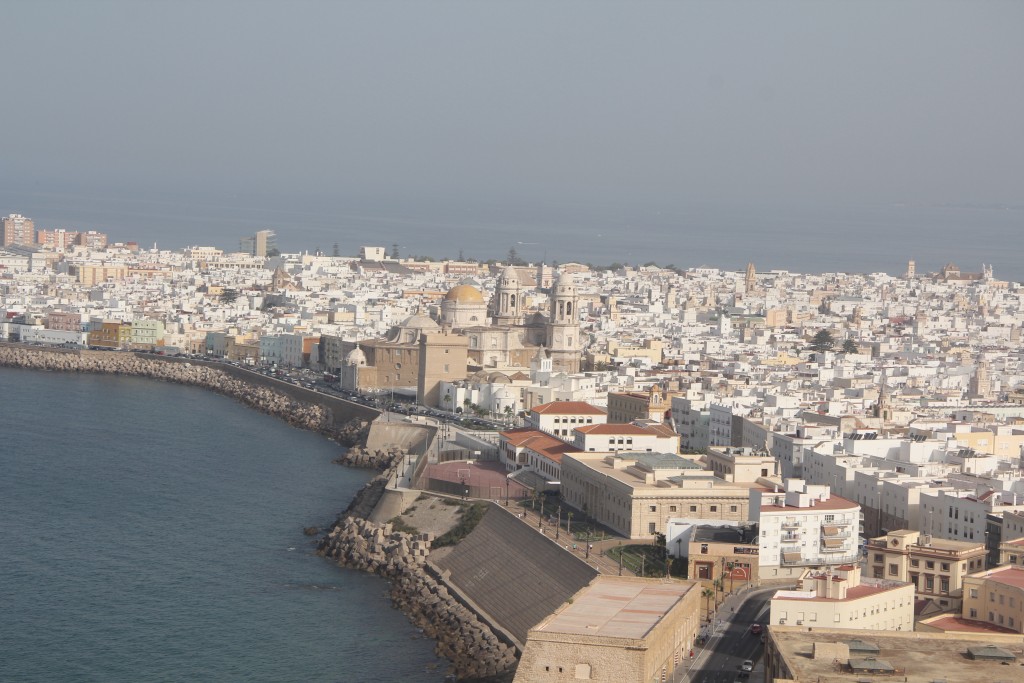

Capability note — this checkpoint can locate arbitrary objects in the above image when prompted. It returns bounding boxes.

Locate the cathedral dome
[346,345,367,366]
[400,314,440,331]
[498,265,520,285]
[444,284,484,304]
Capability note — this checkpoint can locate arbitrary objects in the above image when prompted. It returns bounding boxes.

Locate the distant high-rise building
[906,259,916,279]
[2,214,35,247]
[37,228,79,250]
[76,230,108,250]
[745,262,756,294]
[240,229,276,258]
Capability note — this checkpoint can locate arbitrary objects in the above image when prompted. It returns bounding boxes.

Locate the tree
[809,329,835,353]
[841,339,859,354]
[220,288,239,304]
[443,393,452,412]
[701,587,716,622]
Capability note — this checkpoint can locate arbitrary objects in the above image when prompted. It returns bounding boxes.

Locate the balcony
[820,544,854,553]
[782,552,861,567]
[781,519,801,529]
[781,533,801,544]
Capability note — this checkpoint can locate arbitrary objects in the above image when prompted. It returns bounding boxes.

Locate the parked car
[750,623,762,635]
[740,660,754,672]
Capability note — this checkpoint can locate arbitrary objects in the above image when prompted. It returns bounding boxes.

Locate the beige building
[764,625,1024,683]
[514,576,701,683]
[961,565,1024,632]
[999,537,1024,568]
[770,564,914,632]
[705,446,779,483]
[866,529,986,611]
[417,331,469,408]
[560,452,752,539]
[2,213,34,247]
[606,387,672,424]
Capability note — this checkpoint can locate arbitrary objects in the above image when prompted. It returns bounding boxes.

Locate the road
[684,591,772,683]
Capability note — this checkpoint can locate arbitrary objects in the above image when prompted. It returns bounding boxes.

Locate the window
[888,564,898,576]
[970,608,977,618]
[925,576,934,590]
[874,554,884,563]
[670,506,677,512]
[730,506,738,513]
[690,505,697,512]
[940,562,950,571]
[970,588,978,599]
[926,561,935,569]
[648,522,656,534]
[710,505,717,512]
[940,578,949,593]
[910,559,919,567]
[649,505,657,512]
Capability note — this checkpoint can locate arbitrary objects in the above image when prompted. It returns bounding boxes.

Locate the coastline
[0,344,517,682]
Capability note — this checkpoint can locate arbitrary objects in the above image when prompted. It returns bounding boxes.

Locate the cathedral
[321,265,583,406]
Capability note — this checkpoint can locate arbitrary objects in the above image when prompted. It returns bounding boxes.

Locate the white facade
[752,479,861,580]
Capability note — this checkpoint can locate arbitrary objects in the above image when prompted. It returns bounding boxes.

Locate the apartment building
[705,447,779,483]
[866,529,985,611]
[571,422,680,453]
[751,480,861,580]
[528,401,607,438]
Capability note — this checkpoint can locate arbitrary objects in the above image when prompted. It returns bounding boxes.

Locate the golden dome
[444,284,485,304]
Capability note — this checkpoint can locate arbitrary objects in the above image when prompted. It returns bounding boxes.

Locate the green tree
[809,329,835,353]
[841,339,859,354]
[220,288,239,304]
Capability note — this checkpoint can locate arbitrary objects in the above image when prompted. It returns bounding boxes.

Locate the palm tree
[503,405,514,425]
[442,393,452,412]
[701,588,715,623]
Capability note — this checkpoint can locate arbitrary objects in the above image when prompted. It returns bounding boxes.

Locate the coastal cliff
[0,346,369,445]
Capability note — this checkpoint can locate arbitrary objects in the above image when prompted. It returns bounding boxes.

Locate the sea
[0,367,446,683]
[2,186,1023,282]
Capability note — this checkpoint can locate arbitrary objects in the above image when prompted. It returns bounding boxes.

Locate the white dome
[346,346,367,366]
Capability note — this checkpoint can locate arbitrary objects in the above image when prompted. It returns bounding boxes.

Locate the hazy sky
[2,1,1022,210]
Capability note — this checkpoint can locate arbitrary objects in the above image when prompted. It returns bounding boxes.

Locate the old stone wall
[0,345,370,444]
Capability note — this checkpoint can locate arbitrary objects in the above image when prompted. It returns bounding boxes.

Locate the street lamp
[556,506,561,539]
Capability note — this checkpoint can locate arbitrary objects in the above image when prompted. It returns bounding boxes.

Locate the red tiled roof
[923,615,1019,634]
[531,401,607,416]
[976,565,1024,589]
[498,429,580,463]
[575,423,653,435]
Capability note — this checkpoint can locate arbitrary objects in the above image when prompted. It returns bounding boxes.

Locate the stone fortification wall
[319,515,517,680]
[434,505,599,646]
[0,345,370,444]
[365,421,436,456]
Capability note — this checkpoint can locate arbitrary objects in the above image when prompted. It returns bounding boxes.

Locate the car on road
[740,660,754,672]
[750,623,762,635]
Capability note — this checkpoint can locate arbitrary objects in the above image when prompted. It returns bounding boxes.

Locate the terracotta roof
[499,429,580,463]
[531,401,607,416]
[575,423,654,435]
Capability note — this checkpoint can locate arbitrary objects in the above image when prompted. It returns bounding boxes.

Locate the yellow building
[866,529,986,611]
[514,576,700,683]
[961,565,1024,632]
[606,387,673,424]
[560,452,752,539]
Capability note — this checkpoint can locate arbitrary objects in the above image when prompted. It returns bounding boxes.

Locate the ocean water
[2,187,1022,282]
[0,368,445,682]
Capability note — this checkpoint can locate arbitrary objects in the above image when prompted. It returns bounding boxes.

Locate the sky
[1,1,1022,238]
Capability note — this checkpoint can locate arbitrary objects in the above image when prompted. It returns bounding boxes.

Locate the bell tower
[545,272,581,373]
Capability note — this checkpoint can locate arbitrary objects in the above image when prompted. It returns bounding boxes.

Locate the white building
[751,479,861,580]
[528,400,607,439]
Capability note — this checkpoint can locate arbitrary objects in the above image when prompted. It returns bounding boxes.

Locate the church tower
[492,265,523,326]
[745,262,756,294]
[906,259,916,280]
[546,272,581,373]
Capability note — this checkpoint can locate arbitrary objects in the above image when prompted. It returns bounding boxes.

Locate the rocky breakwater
[0,346,368,443]
[319,517,517,681]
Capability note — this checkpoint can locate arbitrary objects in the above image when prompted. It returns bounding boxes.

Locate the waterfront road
[677,589,774,683]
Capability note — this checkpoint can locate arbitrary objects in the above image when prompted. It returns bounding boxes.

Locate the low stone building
[514,575,701,683]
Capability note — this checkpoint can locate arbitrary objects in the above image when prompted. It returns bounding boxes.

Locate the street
[684,590,772,683]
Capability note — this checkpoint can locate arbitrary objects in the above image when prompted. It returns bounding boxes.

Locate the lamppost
[556,506,561,539]
[585,530,591,559]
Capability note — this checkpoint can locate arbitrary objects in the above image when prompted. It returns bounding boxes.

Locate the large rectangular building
[561,451,752,539]
[514,576,701,683]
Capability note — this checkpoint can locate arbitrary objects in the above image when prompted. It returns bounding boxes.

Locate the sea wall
[319,516,518,681]
[0,345,370,444]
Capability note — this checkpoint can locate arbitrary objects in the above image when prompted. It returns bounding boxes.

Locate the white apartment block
[528,401,607,439]
[751,479,861,580]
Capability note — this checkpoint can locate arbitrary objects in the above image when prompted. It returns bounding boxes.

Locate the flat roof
[535,576,696,641]
[769,626,1024,683]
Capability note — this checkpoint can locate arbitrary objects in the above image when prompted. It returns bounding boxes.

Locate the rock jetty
[0,346,368,444]
[320,517,518,681]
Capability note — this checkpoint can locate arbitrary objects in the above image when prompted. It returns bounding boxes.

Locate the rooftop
[534,576,696,641]
[769,625,1024,683]
[532,401,607,416]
